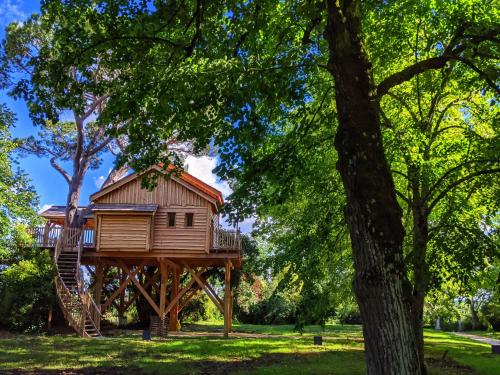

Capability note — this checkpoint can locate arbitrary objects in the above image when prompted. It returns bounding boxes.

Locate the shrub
[0,251,55,332]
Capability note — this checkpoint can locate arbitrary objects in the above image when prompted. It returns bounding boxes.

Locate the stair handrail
[53,236,85,335]
[53,227,101,337]
[75,230,101,333]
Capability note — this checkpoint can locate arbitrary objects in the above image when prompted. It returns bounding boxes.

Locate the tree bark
[65,176,83,228]
[324,2,421,374]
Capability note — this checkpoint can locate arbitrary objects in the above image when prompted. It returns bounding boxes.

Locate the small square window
[185,213,194,227]
[167,212,176,227]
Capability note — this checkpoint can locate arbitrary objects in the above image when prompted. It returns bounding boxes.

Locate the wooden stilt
[169,266,180,331]
[159,259,168,320]
[94,263,104,331]
[94,263,104,307]
[118,268,126,319]
[224,260,231,338]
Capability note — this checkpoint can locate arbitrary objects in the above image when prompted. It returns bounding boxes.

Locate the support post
[94,263,104,308]
[159,259,168,321]
[94,263,104,331]
[118,268,126,321]
[224,260,231,338]
[169,266,180,331]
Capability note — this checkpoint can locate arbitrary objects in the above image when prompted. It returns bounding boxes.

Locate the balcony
[30,226,95,248]
[30,224,242,253]
[211,225,242,253]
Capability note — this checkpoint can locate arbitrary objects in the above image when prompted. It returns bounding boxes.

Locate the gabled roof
[90,164,224,208]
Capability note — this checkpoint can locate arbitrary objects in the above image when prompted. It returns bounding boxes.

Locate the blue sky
[0,0,115,210]
[0,0,253,232]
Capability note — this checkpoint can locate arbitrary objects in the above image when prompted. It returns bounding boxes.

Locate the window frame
[167,212,176,227]
[185,212,194,227]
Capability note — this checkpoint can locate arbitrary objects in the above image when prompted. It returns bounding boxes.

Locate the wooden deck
[30,225,242,254]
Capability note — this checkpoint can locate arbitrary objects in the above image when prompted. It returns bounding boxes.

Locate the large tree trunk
[325,2,421,374]
[65,175,84,228]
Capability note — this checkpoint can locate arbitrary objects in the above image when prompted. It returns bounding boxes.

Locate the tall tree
[36,1,499,373]
[382,61,499,362]
[1,16,118,227]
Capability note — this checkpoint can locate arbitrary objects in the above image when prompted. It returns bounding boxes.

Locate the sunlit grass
[0,324,498,374]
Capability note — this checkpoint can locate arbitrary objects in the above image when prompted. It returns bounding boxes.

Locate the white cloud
[185,155,232,198]
[38,204,53,214]
[0,0,26,24]
[93,175,106,189]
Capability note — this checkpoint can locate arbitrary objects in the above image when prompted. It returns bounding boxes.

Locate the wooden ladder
[54,228,102,338]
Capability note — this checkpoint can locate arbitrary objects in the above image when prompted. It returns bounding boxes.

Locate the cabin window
[167,212,176,227]
[185,213,194,227]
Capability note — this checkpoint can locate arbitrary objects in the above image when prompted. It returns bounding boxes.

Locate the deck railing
[211,221,242,252]
[30,226,95,248]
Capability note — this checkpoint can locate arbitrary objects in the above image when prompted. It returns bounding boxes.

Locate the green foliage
[0,250,55,332]
[0,104,39,264]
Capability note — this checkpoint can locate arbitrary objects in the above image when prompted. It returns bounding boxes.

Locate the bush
[0,251,55,332]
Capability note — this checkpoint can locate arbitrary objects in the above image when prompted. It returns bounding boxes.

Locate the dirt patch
[427,357,474,374]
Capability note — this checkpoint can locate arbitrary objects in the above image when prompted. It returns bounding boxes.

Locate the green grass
[0,324,498,374]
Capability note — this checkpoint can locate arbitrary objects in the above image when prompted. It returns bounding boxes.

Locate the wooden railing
[53,230,101,337]
[30,226,95,248]
[211,221,242,252]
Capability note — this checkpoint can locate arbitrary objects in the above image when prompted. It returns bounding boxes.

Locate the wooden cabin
[33,165,242,337]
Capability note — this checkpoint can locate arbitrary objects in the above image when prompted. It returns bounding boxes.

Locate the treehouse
[32,165,242,338]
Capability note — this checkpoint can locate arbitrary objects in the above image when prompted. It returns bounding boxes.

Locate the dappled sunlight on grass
[0,326,498,374]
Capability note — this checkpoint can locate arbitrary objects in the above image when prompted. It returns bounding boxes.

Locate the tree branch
[83,94,108,119]
[395,189,411,205]
[423,159,497,204]
[375,24,499,98]
[427,168,500,214]
[50,157,71,184]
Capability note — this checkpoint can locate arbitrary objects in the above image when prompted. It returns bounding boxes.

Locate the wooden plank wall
[153,207,207,253]
[99,215,149,251]
[94,175,213,254]
[95,176,210,207]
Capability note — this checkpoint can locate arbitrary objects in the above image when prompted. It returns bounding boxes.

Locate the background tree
[0,103,38,263]
[0,103,55,333]
[1,17,119,227]
[381,58,499,363]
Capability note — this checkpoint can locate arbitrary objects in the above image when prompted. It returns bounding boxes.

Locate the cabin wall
[94,176,213,254]
[97,215,150,252]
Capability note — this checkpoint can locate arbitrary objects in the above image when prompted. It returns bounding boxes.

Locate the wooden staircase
[54,228,102,338]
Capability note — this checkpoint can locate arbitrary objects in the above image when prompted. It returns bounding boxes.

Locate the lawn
[0,324,498,374]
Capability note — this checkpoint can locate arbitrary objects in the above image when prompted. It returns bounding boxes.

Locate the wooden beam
[101,260,146,313]
[224,260,231,338]
[164,272,199,316]
[179,286,200,312]
[169,267,180,331]
[123,271,160,311]
[184,264,223,314]
[200,275,223,307]
[94,263,104,311]
[119,260,160,316]
[103,288,121,311]
[159,260,168,320]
